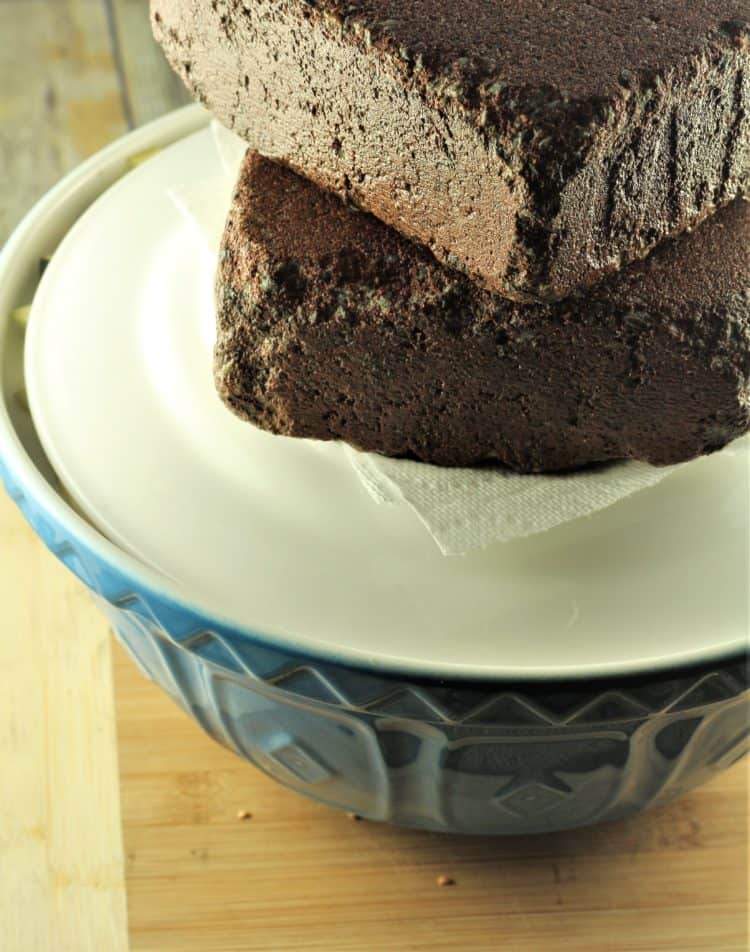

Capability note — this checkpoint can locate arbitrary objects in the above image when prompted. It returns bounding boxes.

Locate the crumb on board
[346,812,362,821]
[437,875,456,888]
[236,809,253,821]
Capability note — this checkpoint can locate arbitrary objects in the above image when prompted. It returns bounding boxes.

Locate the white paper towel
[165,121,745,555]
[348,449,681,554]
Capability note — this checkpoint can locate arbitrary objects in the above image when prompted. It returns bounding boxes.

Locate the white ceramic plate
[25,122,750,679]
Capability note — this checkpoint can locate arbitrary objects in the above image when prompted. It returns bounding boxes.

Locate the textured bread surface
[154,0,749,301]
[215,153,750,472]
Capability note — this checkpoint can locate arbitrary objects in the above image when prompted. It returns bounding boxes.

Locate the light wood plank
[0,3,134,950]
[0,0,187,940]
[0,489,128,952]
[108,0,189,128]
[114,641,750,952]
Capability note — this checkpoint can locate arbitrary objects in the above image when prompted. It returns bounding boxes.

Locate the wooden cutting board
[114,640,750,952]
[1,3,748,949]
[3,475,748,952]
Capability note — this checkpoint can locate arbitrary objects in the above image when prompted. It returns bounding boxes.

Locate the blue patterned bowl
[1,107,747,834]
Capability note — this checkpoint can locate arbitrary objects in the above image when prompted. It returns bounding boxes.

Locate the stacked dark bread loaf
[154,1,750,473]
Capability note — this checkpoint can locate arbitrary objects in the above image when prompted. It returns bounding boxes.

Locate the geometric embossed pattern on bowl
[3,461,748,834]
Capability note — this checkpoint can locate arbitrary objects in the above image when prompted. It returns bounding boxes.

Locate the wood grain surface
[115,639,749,952]
[0,0,187,244]
[0,2,748,951]
[0,3,184,951]
[0,486,128,952]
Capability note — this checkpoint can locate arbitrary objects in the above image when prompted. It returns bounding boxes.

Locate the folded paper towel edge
[347,447,400,505]
[210,120,249,180]
[167,179,229,257]
[346,445,688,556]
[162,123,749,558]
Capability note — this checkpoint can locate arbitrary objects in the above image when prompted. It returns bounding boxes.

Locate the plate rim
[1,105,748,683]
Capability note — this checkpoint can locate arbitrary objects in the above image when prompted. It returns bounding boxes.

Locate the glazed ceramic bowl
[1,106,747,835]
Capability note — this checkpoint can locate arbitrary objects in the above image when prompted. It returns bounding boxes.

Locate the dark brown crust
[153,0,749,301]
[215,153,750,473]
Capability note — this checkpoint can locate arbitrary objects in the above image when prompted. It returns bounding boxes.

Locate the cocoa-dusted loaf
[154,1,748,302]
[215,153,750,473]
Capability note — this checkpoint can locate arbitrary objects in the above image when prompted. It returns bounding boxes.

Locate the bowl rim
[0,104,747,684]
